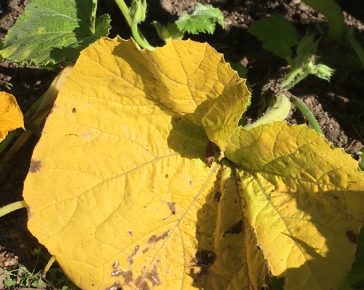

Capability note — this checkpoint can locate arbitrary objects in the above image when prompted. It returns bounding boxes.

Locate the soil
[0,0,363,289]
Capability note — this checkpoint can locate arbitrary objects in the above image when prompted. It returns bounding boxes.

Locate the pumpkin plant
[1,1,364,289]
[18,37,364,290]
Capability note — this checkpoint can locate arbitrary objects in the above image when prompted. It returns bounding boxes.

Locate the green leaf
[175,3,224,35]
[249,15,298,62]
[302,0,344,40]
[0,0,111,66]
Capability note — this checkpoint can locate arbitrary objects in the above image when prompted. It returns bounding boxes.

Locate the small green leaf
[249,15,298,62]
[0,0,111,66]
[294,33,318,65]
[175,3,224,35]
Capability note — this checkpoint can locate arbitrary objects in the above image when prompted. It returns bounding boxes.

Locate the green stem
[346,30,364,68]
[131,22,155,50]
[291,96,322,134]
[0,200,26,218]
[114,0,155,50]
[281,67,309,90]
[114,0,132,27]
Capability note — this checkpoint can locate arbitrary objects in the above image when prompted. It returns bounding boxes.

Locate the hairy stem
[281,67,309,90]
[291,96,322,134]
[0,200,26,218]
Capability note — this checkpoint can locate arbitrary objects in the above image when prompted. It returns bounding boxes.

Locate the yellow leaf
[23,38,263,290]
[0,91,24,142]
[225,122,364,290]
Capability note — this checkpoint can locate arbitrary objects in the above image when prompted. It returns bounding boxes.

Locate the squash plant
[20,37,364,290]
[1,1,364,290]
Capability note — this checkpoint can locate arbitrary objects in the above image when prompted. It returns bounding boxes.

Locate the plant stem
[290,96,322,134]
[0,200,26,218]
[43,256,56,277]
[114,0,132,27]
[346,31,364,68]
[131,22,155,50]
[281,67,309,90]
[114,0,155,50]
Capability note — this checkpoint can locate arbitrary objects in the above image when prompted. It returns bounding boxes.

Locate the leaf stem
[290,96,322,134]
[114,0,155,50]
[346,30,364,68]
[0,200,26,218]
[281,67,309,90]
[43,256,56,277]
[114,0,132,27]
[131,22,155,51]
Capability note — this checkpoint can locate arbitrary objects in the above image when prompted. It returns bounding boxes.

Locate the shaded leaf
[249,15,298,62]
[302,0,344,40]
[225,122,364,290]
[0,91,24,142]
[0,0,110,66]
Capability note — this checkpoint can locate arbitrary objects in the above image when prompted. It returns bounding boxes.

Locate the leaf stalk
[0,200,26,218]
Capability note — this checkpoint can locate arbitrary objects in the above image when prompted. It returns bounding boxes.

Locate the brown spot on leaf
[127,230,133,236]
[105,282,122,290]
[146,264,161,286]
[135,276,150,290]
[127,245,140,265]
[195,249,216,267]
[148,231,169,244]
[223,220,243,236]
[29,159,41,173]
[167,202,176,215]
[72,107,76,113]
[346,230,358,244]
[165,174,168,178]
[121,270,133,284]
[142,248,149,254]
[112,260,119,269]
[214,191,221,202]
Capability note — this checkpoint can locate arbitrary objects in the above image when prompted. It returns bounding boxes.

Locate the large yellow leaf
[225,122,364,290]
[23,38,264,289]
[0,91,24,142]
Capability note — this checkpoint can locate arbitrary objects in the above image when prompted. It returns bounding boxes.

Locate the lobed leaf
[0,91,24,142]
[176,3,224,35]
[23,38,364,290]
[0,0,110,66]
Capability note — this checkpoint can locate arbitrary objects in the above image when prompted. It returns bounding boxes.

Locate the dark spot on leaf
[105,282,122,290]
[195,249,216,267]
[346,230,358,244]
[127,230,133,236]
[29,159,41,173]
[127,245,140,265]
[146,264,161,286]
[121,270,133,284]
[165,174,168,178]
[142,247,149,254]
[112,260,119,269]
[214,191,221,202]
[167,202,176,214]
[111,269,122,276]
[135,276,150,290]
[148,231,169,244]
[72,107,76,113]
[256,244,261,250]
[223,220,243,236]
[333,195,338,200]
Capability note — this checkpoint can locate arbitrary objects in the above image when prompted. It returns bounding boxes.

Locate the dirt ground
[0,0,363,289]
